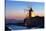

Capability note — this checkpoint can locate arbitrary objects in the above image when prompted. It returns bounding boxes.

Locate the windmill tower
[28,7,33,18]
[24,7,33,18]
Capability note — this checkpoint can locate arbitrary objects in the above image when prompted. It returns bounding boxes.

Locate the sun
[31,12,36,17]
[25,11,36,17]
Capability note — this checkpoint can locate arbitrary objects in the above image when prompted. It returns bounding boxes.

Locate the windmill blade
[24,8,29,13]
[24,9,28,13]
[28,7,32,9]
[24,9,28,11]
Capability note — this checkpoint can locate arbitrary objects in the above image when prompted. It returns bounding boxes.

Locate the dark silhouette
[24,8,44,28]
[29,8,33,18]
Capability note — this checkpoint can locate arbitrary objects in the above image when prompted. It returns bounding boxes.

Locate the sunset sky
[6,0,44,19]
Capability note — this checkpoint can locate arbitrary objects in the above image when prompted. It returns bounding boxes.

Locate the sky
[6,0,44,19]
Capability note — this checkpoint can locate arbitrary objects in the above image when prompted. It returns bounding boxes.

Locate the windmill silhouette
[24,7,33,18]
[24,7,33,27]
[24,7,44,28]
[28,7,33,18]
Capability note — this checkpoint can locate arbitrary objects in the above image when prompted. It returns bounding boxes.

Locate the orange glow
[31,12,36,17]
[6,11,44,19]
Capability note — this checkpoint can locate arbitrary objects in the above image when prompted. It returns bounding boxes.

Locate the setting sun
[31,12,36,17]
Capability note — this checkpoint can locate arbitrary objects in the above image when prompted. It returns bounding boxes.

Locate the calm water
[7,25,28,30]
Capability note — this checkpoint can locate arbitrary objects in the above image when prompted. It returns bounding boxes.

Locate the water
[6,25,39,31]
[7,25,28,30]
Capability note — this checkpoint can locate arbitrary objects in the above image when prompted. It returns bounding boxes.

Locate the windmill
[24,4,33,27]
[24,7,33,18]
[24,3,33,18]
